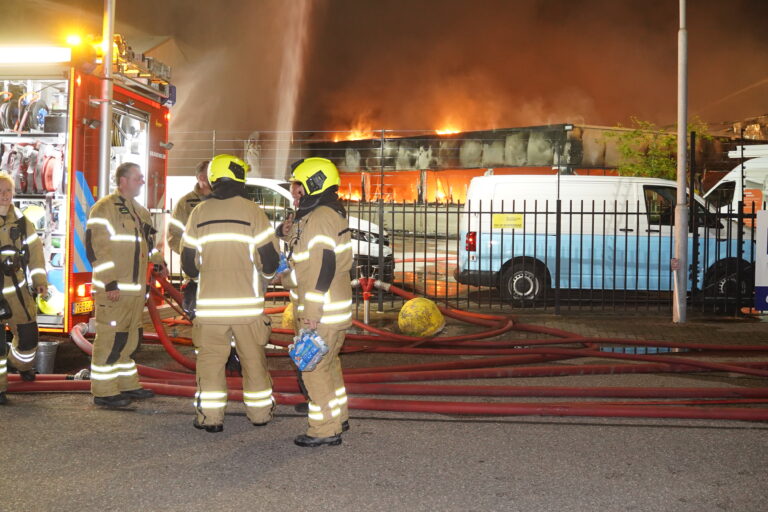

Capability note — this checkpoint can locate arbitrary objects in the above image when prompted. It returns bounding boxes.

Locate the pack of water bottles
[275,252,289,274]
[288,328,329,371]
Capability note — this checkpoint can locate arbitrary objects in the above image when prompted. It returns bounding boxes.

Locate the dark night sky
[3,0,768,134]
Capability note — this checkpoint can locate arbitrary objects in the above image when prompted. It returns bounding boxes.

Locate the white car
[244,178,394,280]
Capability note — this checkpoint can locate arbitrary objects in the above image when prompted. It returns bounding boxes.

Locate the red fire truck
[0,36,172,334]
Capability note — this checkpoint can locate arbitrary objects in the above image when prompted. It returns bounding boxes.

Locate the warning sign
[492,214,524,229]
[744,189,763,227]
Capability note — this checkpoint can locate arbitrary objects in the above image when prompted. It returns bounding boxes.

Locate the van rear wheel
[501,263,546,302]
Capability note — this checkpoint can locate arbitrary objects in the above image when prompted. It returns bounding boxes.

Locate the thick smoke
[297,0,768,132]
[7,0,768,136]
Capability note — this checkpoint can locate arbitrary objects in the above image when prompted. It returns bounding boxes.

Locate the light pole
[98,0,115,199]
[673,0,689,323]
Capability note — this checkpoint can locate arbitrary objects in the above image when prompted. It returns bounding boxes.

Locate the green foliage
[605,117,712,180]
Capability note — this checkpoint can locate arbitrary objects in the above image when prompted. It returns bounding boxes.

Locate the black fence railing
[345,199,758,315]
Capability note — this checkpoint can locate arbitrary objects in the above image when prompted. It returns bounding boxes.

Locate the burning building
[296,124,737,204]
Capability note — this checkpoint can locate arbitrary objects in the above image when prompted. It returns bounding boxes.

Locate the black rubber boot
[121,388,155,399]
[342,420,350,432]
[294,402,309,413]
[193,418,223,433]
[19,369,36,382]
[0,392,7,405]
[225,347,241,376]
[294,434,342,447]
[94,394,131,408]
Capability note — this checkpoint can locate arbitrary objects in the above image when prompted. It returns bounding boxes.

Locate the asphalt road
[3,308,768,511]
[2,391,767,512]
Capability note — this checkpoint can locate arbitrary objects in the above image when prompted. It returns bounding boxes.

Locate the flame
[436,125,461,135]
[434,177,448,203]
[334,120,376,142]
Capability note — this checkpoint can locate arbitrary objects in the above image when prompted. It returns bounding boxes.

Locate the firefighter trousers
[0,320,40,392]
[90,294,144,397]
[302,325,349,438]
[194,317,274,426]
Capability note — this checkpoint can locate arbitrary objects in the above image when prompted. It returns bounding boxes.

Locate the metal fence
[164,129,760,315]
[346,199,757,315]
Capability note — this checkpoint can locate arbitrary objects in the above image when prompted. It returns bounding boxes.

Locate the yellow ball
[282,302,295,330]
[398,298,445,337]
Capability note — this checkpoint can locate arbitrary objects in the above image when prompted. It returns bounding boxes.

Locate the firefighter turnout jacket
[167,185,206,255]
[180,194,280,426]
[181,194,280,323]
[0,206,47,318]
[283,204,352,438]
[284,205,353,329]
[0,207,47,392]
[86,192,163,295]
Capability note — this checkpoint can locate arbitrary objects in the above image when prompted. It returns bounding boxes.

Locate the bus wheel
[501,263,545,301]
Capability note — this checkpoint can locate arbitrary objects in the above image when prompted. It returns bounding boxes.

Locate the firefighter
[166,160,210,352]
[284,157,352,447]
[181,154,280,432]
[0,172,47,404]
[86,162,166,408]
[167,159,211,257]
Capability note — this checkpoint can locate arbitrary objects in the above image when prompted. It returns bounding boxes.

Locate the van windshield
[643,185,722,229]
[705,181,735,209]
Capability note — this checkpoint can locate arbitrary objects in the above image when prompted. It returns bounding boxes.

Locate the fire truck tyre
[703,260,754,298]
[500,263,546,302]
[398,298,445,337]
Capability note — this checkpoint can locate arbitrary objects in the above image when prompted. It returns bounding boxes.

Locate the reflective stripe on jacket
[181,195,280,325]
[167,187,205,255]
[287,205,352,328]
[86,192,162,296]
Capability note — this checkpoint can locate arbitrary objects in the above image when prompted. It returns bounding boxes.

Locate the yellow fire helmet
[289,157,340,196]
[281,301,295,330]
[22,203,46,231]
[37,287,64,315]
[207,154,250,184]
[397,297,445,337]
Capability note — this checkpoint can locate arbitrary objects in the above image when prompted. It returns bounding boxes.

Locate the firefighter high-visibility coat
[85,192,163,397]
[0,207,46,393]
[166,186,208,351]
[181,194,280,426]
[167,185,206,255]
[284,205,352,437]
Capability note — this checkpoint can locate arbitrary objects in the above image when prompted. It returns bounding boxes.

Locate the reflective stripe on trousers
[195,318,273,426]
[300,326,348,437]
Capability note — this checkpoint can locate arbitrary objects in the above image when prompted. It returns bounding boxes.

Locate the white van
[455,174,753,301]
[165,176,393,279]
[703,145,768,219]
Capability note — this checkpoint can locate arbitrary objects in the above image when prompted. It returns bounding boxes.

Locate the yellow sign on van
[492,214,523,229]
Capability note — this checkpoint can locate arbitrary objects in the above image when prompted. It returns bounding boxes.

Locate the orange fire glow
[435,126,460,135]
[333,120,376,142]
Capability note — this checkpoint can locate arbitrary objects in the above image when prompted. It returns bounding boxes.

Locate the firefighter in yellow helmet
[86,163,166,408]
[283,157,352,447]
[181,154,280,432]
[0,173,47,405]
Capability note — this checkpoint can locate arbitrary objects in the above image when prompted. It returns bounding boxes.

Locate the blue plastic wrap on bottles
[288,329,329,371]
[276,252,289,274]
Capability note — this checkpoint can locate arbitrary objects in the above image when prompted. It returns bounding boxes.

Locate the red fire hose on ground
[8,273,768,422]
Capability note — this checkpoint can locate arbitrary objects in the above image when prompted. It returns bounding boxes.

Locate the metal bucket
[34,341,59,374]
